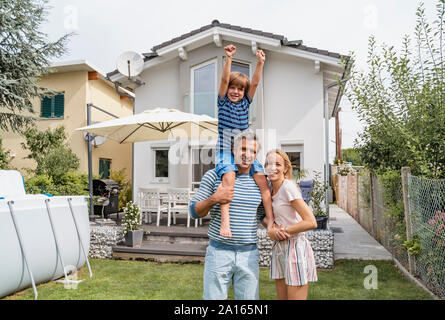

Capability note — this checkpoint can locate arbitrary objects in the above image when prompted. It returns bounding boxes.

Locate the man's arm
[189,171,234,219]
[248,50,265,99]
[193,184,234,217]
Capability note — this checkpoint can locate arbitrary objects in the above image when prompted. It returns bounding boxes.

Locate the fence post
[369,171,377,237]
[401,166,415,274]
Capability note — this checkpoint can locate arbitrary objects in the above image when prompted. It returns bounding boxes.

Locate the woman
[265,149,318,300]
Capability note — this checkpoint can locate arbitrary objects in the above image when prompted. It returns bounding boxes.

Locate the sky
[41,0,438,160]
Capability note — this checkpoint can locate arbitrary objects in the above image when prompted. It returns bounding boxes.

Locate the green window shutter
[99,159,111,179]
[41,97,52,118]
[54,94,64,117]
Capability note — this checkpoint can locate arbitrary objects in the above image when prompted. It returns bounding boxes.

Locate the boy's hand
[224,45,236,59]
[256,49,265,64]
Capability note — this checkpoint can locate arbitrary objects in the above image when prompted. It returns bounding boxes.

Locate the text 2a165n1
[218,304,269,315]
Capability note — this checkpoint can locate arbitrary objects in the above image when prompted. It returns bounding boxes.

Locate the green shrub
[309,171,329,216]
[25,172,89,196]
[41,146,80,184]
[110,168,132,211]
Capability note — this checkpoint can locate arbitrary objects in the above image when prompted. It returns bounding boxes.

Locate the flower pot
[124,229,144,247]
[315,216,328,230]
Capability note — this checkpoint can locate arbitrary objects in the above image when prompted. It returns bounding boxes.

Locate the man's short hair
[232,129,259,150]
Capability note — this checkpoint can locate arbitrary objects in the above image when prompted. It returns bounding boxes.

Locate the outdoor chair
[299,180,313,205]
[138,188,168,226]
[166,188,201,227]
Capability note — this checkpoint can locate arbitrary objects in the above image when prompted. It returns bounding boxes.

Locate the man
[189,130,288,300]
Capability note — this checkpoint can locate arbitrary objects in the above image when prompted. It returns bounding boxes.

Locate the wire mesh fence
[369,172,409,269]
[408,174,445,298]
[335,167,445,297]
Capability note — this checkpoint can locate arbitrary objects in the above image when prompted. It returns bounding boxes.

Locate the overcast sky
[41,0,438,158]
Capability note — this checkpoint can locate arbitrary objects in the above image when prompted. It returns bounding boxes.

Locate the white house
[106,20,350,198]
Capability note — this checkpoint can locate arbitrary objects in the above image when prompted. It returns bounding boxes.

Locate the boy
[217,44,274,237]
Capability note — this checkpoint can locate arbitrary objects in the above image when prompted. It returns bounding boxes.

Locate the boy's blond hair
[229,72,250,94]
[265,149,293,180]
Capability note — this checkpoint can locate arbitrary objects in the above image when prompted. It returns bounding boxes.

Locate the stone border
[257,228,334,269]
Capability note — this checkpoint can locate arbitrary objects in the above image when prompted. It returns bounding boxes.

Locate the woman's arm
[285,199,318,235]
[219,45,235,98]
[248,50,265,99]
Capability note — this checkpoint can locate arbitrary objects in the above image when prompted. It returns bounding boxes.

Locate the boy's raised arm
[219,45,236,98]
[248,49,265,100]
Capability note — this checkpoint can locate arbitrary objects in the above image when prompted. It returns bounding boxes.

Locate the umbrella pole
[87,103,94,219]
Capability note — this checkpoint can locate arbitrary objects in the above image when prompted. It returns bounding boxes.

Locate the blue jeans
[203,240,259,300]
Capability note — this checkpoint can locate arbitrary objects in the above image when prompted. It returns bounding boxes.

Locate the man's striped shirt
[217,94,251,150]
[189,169,265,245]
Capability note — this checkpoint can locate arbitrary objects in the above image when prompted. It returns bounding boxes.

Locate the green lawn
[3,259,433,300]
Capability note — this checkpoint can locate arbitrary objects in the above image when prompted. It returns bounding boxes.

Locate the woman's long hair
[265,149,293,180]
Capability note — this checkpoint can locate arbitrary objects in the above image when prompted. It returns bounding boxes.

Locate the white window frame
[152,147,170,183]
[224,58,251,77]
[190,58,217,117]
[281,143,304,172]
[191,146,216,189]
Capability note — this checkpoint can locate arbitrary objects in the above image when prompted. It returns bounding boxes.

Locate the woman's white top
[271,179,304,228]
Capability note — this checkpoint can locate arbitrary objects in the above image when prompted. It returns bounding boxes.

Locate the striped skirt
[270,234,318,286]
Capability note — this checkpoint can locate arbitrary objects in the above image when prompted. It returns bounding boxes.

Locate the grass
[3,259,433,300]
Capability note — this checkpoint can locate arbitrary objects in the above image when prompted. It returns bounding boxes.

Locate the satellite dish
[93,135,107,147]
[83,132,107,147]
[116,51,144,78]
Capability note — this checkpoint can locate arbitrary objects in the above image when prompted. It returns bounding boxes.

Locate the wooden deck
[112,213,210,263]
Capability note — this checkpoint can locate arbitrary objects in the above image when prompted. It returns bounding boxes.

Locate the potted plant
[121,201,144,247]
[309,171,329,230]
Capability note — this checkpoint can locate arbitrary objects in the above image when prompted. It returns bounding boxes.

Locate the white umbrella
[76,108,218,143]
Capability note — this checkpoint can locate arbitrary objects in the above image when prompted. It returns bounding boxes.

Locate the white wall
[263,50,325,176]
[134,59,182,195]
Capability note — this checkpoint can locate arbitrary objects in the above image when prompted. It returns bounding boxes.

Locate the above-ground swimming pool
[0,170,92,299]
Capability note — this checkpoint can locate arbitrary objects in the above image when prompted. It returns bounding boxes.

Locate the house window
[287,152,301,176]
[154,148,169,182]
[191,60,216,117]
[282,144,304,178]
[99,158,111,179]
[231,61,250,77]
[41,93,64,118]
[192,147,215,188]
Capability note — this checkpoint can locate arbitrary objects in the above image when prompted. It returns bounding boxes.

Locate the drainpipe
[324,78,349,218]
[87,103,94,218]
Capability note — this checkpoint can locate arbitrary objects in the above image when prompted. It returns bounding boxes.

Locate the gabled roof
[107,20,349,79]
[106,20,350,117]
[151,20,345,60]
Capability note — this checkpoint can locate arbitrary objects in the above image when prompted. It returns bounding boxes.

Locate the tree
[0,0,72,132]
[21,125,66,173]
[21,125,79,183]
[0,132,11,169]
[341,148,363,166]
[344,0,445,179]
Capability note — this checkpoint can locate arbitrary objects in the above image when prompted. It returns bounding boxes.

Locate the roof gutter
[331,56,352,117]
[113,82,135,100]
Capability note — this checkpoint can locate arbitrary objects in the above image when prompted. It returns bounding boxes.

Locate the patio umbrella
[76,108,218,143]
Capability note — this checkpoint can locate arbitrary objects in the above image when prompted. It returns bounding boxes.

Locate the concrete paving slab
[328,205,393,261]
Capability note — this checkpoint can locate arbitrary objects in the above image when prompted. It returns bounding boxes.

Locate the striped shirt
[217,94,251,150]
[189,169,265,245]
